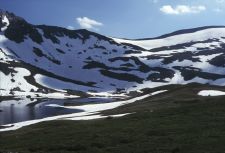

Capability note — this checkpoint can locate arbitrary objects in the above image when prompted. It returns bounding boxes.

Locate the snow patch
[0,90,167,132]
[66,113,132,120]
[198,90,225,96]
[1,15,10,31]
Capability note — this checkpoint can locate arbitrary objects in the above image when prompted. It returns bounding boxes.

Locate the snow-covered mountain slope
[113,26,225,50]
[1,10,225,98]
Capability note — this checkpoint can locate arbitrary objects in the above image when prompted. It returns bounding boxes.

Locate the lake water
[0,97,115,125]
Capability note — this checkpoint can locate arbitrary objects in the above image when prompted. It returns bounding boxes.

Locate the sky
[1,0,225,39]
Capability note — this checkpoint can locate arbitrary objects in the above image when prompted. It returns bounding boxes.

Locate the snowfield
[112,28,225,50]
[1,14,225,97]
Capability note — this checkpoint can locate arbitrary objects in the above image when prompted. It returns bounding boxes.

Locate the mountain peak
[0,10,26,26]
[0,10,15,19]
[0,9,9,16]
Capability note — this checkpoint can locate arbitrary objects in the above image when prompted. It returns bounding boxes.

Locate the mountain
[1,10,225,98]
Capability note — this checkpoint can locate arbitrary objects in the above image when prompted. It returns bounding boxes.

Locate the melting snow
[198,90,225,96]
[0,90,167,132]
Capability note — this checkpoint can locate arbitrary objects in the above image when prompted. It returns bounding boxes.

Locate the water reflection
[0,97,114,125]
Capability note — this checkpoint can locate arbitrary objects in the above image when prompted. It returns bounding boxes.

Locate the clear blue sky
[1,0,225,39]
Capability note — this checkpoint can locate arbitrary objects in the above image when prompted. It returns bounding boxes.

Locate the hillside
[1,83,225,153]
[1,10,225,98]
